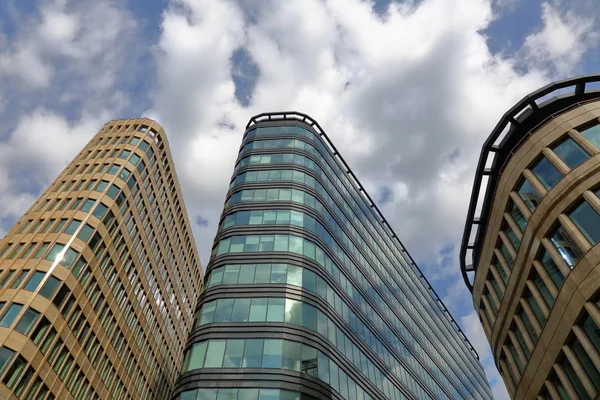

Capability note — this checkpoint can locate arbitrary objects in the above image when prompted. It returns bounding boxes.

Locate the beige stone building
[0,119,202,399]
[461,75,600,399]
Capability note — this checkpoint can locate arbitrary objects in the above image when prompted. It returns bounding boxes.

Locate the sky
[0,0,599,398]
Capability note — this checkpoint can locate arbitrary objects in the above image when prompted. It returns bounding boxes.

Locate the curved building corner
[461,75,600,399]
[172,112,492,400]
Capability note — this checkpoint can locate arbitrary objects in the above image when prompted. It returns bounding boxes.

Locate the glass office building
[461,75,600,399]
[173,112,492,399]
[0,119,202,399]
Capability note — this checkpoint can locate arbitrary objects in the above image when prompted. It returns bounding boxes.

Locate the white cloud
[523,2,599,76]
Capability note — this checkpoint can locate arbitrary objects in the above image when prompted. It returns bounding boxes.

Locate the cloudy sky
[0,0,599,397]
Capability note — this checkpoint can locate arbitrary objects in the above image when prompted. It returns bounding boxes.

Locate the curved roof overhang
[460,74,600,292]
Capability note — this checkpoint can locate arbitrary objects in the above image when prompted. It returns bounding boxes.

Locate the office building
[460,75,600,398]
[0,118,202,399]
[173,112,492,399]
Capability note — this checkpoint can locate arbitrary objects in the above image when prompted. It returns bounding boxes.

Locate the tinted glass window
[532,157,562,190]
[580,124,600,149]
[569,200,600,244]
[517,179,541,212]
[552,138,589,169]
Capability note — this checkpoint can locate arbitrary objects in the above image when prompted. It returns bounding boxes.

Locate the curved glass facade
[172,113,491,399]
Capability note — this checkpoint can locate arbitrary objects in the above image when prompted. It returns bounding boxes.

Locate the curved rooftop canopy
[460,74,600,291]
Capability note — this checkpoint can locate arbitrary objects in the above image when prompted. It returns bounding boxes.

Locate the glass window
[64,220,81,235]
[551,224,583,268]
[504,223,520,251]
[552,138,589,169]
[40,276,60,299]
[213,299,234,322]
[81,199,95,212]
[76,224,94,243]
[267,298,284,322]
[187,342,207,370]
[45,243,65,262]
[15,308,40,335]
[107,184,120,199]
[0,304,23,327]
[10,270,29,289]
[517,179,541,212]
[0,347,15,375]
[231,299,250,322]
[0,271,15,289]
[282,341,301,371]
[223,340,244,368]
[32,242,49,259]
[249,299,268,322]
[262,339,282,368]
[95,180,109,192]
[24,271,45,291]
[242,339,263,368]
[530,269,553,308]
[578,314,600,374]
[532,157,562,190]
[581,124,600,149]
[2,355,27,389]
[539,249,565,290]
[569,200,600,244]
[204,340,226,368]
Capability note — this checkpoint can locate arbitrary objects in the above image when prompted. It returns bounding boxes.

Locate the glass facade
[173,114,492,399]
[0,119,202,399]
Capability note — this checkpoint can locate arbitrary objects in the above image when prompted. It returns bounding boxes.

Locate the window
[15,308,40,335]
[569,200,600,244]
[552,138,589,169]
[2,355,27,389]
[11,270,29,289]
[0,304,23,327]
[81,199,95,212]
[24,271,45,291]
[33,243,49,259]
[581,124,600,149]
[532,157,562,190]
[539,249,565,290]
[40,276,60,299]
[517,179,541,212]
[204,340,226,368]
[0,347,15,375]
[550,225,583,268]
[46,243,65,262]
[0,270,15,288]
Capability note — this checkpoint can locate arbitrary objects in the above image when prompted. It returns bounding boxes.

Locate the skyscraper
[0,119,202,399]
[173,112,492,399]
[460,75,600,398]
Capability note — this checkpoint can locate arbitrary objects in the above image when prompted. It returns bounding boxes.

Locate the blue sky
[1,0,599,398]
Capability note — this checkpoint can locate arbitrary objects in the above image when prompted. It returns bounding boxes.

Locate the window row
[182,338,383,400]
[179,388,317,400]
[196,296,417,399]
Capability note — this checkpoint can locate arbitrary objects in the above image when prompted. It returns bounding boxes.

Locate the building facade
[172,112,492,400]
[460,75,600,399]
[0,118,202,399]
